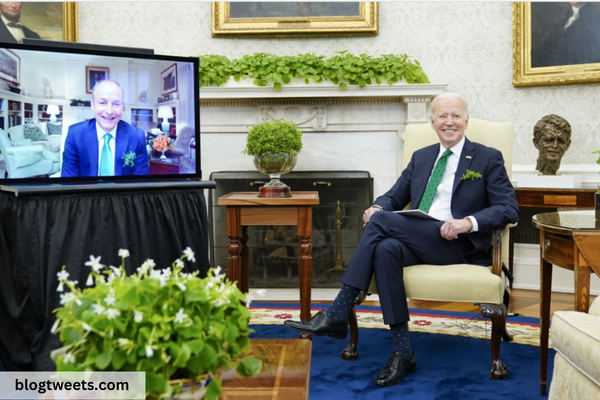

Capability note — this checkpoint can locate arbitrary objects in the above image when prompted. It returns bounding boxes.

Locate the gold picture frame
[61,2,79,42]
[211,2,378,37]
[513,2,600,87]
[13,2,78,42]
[85,66,109,93]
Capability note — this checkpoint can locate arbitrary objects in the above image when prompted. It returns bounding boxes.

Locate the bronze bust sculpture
[533,114,572,175]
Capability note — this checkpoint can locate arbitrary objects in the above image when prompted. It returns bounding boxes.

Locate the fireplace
[209,171,373,288]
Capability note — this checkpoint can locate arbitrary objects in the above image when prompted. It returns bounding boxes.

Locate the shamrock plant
[461,169,483,181]
[200,51,430,90]
[52,248,261,400]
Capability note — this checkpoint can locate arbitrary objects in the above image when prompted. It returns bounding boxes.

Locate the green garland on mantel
[199,51,429,91]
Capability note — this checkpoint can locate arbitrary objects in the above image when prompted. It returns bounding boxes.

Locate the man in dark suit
[285,92,520,386]
[0,2,40,43]
[61,80,149,177]
[532,2,600,67]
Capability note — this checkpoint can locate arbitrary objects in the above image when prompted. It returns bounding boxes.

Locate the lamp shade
[46,104,60,115]
[157,105,173,133]
[46,104,60,123]
[157,105,173,119]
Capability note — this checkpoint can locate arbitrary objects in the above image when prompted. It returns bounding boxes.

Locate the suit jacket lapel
[86,120,100,176]
[453,138,475,194]
[114,121,127,176]
[413,145,439,206]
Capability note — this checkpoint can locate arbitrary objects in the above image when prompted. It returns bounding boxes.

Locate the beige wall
[78,1,600,174]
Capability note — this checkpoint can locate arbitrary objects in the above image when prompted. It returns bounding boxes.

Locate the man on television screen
[0,2,40,43]
[61,80,149,177]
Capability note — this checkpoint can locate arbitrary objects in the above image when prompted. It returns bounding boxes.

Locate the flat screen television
[0,40,201,187]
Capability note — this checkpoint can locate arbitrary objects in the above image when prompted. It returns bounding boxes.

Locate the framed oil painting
[0,2,78,43]
[513,2,600,87]
[211,2,378,37]
[161,64,178,95]
[0,49,19,84]
[86,66,109,93]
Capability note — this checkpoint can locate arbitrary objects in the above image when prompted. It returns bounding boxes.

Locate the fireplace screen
[209,171,373,288]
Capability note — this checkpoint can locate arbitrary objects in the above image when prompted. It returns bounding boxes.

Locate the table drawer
[541,234,574,269]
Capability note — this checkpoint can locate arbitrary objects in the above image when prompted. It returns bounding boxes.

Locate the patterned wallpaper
[78,1,600,169]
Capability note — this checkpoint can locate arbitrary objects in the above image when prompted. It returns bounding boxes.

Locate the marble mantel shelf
[200,82,448,100]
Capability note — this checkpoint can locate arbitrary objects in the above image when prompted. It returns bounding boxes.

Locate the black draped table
[0,186,212,371]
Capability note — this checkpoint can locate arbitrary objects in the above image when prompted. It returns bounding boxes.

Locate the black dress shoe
[375,351,417,386]
[284,310,348,339]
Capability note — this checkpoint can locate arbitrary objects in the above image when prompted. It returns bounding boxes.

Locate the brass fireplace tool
[320,200,346,283]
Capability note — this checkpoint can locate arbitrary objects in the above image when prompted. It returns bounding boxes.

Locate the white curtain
[177,63,195,130]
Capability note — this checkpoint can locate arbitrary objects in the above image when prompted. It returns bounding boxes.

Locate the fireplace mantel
[200,82,448,101]
[200,82,448,197]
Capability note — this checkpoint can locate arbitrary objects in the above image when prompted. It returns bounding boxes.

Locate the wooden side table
[221,339,311,400]
[149,159,182,175]
[532,210,600,395]
[509,188,597,283]
[217,191,320,321]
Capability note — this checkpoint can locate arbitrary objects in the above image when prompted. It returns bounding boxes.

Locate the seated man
[61,80,149,177]
[285,92,520,386]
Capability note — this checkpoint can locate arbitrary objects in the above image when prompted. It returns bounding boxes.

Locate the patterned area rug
[249,302,544,346]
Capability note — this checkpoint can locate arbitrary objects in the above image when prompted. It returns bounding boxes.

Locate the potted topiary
[242,118,303,198]
[51,248,262,400]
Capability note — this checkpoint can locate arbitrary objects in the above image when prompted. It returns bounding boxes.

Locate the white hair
[430,92,469,118]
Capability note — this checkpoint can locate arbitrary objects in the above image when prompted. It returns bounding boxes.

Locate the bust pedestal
[517,174,581,189]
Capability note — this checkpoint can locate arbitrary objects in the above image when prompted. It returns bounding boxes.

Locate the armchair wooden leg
[477,303,509,380]
[502,288,514,342]
[341,291,368,360]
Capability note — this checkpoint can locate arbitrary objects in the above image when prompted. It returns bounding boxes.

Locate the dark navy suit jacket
[0,21,40,43]
[61,119,149,177]
[373,137,520,265]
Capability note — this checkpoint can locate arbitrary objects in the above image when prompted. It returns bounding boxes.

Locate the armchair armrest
[12,139,33,146]
[7,144,45,168]
[490,222,518,277]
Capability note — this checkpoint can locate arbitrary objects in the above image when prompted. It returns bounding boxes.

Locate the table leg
[226,207,243,290]
[241,226,250,294]
[574,247,591,313]
[540,240,553,396]
[297,206,313,322]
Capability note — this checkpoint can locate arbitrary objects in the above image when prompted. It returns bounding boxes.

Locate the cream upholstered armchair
[549,296,600,399]
[0,128,58,179]
[342,118,516,380]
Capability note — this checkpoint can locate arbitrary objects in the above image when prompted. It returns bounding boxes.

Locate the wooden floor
[262,289,596,319]
[386,289,596,319]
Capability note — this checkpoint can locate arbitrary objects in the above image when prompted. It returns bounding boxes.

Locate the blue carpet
[250,323,554,400]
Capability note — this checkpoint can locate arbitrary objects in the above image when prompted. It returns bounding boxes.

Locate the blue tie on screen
[99,134,113,176]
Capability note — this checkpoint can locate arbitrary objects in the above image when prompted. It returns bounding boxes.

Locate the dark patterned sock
[323,284,360,323]
[390,322,413,358]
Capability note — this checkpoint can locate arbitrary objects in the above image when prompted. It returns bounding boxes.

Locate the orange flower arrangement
[151,135,173,152]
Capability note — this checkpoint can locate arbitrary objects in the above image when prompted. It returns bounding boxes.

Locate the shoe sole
[284,322,348,340]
